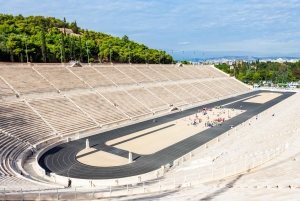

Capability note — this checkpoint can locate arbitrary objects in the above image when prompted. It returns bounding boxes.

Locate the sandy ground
[107,108,244,155]
[78,108,243,167]
[243,92,281,104]
[76,148,128,167]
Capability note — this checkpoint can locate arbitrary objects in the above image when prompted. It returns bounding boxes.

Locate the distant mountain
[188,56,300,62]
[205,56,258,61]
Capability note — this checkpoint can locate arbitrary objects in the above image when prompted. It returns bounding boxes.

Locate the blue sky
[2,0,300,59]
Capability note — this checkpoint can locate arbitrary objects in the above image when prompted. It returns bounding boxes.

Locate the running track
[39,90,295,179]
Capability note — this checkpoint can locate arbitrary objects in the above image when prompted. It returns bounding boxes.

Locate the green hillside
[0,14,173,63]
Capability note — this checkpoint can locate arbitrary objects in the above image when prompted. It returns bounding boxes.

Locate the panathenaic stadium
[0,62,299,200]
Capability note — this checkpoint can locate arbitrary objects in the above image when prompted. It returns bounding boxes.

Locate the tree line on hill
[216,60,300,84]
[0,14,174,64]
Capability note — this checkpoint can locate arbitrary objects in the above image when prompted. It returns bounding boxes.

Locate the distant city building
[205,57,299,65]
[276,58,282,63]
[235,60,243,65]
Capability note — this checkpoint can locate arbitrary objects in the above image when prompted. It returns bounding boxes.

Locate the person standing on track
[67,178,72,188]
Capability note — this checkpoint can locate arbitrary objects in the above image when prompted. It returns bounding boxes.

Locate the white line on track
[221,94,258,107]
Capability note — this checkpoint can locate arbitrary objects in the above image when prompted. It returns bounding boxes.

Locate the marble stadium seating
[0,63,256,197]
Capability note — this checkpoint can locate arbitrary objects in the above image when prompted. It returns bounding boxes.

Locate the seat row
[0,78,249,138]
[0,65,230,97]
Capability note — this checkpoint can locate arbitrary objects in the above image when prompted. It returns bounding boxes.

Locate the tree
[237,72,244,81]
[71,20,79,34]
[41,23,47,62]
[6,35,23,62]
[63,17,66,36]
[0,33,9,61]
[252,72,261,83]
[122,35,129,43]
[292,68,300,79]
[258,69,266,80]
[245,71,254,81]
[79,36,83,61]
[181,60,190,65]
[0,14,174,63]
[60,33,66,62]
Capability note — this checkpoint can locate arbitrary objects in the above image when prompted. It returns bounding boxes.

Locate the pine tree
[70,37,73,60]
[9,48,14,62]
[63,17,66,36]
[79,36,83,62]
[20,52,23,62]
[73,20,78,34]
[85,29,89,38]
[61,33,66,62]
[72,37,75,59]
[41,23,47,63]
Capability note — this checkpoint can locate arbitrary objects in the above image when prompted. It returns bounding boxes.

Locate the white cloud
[178,42,190,45]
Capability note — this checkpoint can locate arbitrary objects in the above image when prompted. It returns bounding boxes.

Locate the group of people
[204,118,224,127]
[185,107,229,127]
[188,115,202,126]
[205,121,214,127]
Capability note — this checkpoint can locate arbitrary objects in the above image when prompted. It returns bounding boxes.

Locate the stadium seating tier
[0,67,56,95]
[70,67,115,88]
[0,77,15,98]
[34,67,89,91]
[0,64,255,193]
[68,92,129,125]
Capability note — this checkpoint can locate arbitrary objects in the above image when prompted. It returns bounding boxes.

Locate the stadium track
[39,90,295,179]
